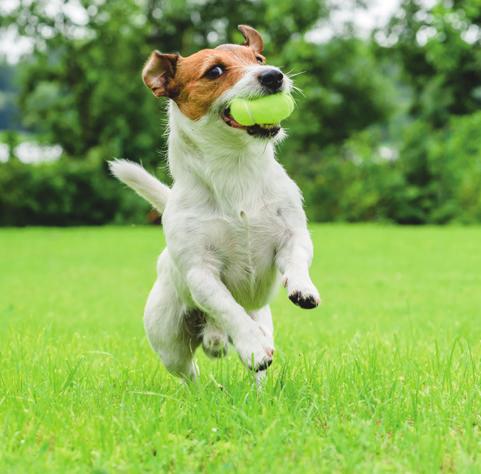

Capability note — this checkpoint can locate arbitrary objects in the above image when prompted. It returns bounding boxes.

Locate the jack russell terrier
[110,25,321,382]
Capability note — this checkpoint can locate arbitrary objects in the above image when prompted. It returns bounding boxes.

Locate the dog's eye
[256,56,264,64]
[205,65,225,79]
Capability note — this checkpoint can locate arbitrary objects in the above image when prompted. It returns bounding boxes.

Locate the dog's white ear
[142,51,179,98]
[238,25,264,54]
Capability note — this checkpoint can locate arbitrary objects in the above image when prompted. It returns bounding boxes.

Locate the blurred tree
[11,0,480,226]
[374,0,481,223]
[278,36,394,188]
[428,111,481,223]
[0,61,21,130]
[385,0,481,127]
[3,1,163,164]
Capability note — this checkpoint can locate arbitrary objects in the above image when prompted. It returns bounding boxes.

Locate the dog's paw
[282,274,321,310]
[234,327,274,372]
[202,328,229,359]
[288,290,319,309]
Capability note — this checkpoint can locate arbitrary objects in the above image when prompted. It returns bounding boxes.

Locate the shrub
[294,130,408,223]
[0,157,150,226]
[428,112,481,223]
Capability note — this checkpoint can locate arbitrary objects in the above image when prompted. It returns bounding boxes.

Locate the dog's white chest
[213,204,283,310]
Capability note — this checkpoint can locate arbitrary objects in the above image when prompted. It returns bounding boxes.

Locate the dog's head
[142,25,291,141]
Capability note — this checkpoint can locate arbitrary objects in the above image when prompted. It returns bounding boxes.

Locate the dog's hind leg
[144,254,201,381]
[202,321,229,358]
[250,305,275,386]
[201,306,272,361]
[251,305,274,348]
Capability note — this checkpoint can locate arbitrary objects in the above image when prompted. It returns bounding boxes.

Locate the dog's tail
[108,159,170,213]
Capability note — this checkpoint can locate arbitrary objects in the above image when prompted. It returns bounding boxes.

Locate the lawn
[1,225,481,473]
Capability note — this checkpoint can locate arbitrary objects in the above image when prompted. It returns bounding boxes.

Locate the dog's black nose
[258,69,283,92]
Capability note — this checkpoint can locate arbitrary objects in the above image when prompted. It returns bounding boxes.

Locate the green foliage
[0,157,150,225]
[302,111,481,224]
[385,0,481,127]
[13,1,165,163]
[282,37,393,147]
[297,132,408,223]
[423,112,481,223]
[389,110,481,225]
[0,62,20,130]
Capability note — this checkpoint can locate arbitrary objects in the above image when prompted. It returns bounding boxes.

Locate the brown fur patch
[170,45,264,120]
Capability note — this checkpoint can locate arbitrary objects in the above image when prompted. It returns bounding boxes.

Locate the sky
[0,0,406,63]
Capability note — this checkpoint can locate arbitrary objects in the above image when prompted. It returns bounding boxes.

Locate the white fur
[111,64,320,380]
[109,159,170,213]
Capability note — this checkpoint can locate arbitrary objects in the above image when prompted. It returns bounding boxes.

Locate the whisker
[285,69,307,79]
[288,84,305,99]
[287,71,306,78]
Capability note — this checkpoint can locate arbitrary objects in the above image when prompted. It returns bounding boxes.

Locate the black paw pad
[289,291,318,309]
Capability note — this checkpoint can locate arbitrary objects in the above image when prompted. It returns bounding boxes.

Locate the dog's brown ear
[142,51,179,98]
[238,25,264,54]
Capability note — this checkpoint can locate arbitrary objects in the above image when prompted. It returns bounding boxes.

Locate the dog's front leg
[186,267,274,371]
[276,227,321,309]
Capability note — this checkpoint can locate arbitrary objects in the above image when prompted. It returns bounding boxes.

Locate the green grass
[1,225,481,473]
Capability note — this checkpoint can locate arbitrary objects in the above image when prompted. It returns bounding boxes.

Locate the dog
[110,25,320,382]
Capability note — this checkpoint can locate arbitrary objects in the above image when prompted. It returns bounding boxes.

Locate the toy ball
[229,93,295,126]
